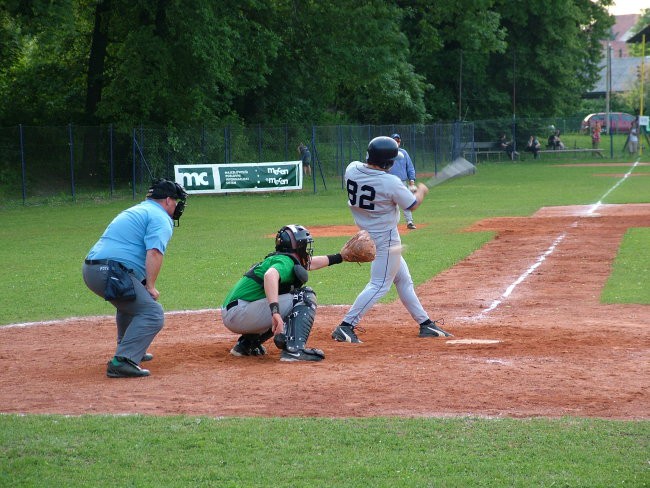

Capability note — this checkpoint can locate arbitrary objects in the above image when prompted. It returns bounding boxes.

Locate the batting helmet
[366,136,398,170]
[275,225,314,267]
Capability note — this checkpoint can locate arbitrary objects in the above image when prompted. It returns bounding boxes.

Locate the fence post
[434,124,440,175]
[131,128,136,200]
[109,124,114,198]
[224,125,230,164]
[19,124,27,205]
[284,124,289,161]
[201,125,206,162]
[68,123,76,201]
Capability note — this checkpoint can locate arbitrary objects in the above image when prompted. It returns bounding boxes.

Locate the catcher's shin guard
[283,287,317,353]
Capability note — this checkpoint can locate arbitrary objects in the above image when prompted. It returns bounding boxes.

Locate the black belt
[85,259,143,284]
[226,300,239,311]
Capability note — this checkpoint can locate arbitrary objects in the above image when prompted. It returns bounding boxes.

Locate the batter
[331,136,452,343]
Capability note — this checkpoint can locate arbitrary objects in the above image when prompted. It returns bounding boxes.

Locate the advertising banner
[174,161,302,194]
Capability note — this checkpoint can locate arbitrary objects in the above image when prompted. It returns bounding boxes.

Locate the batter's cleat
[331,324,363,343]
[141,352,154,362]
[280,347,325,362]
[407,221,417,230]
[106,356,150,378]
[419,320,452,338]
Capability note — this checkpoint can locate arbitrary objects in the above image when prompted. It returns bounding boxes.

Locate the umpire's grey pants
[82,262,164,364]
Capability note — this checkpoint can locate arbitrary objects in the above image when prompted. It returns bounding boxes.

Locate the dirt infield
[1,204,648,419]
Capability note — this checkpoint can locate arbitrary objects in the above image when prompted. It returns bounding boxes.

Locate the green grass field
[1,158,648,486]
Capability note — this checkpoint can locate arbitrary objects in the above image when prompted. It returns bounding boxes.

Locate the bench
[462,141,517,161]
[534,148,604,159]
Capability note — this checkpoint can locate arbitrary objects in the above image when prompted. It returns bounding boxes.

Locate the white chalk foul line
[469,160,641,320]
[0,308,219,330]
[472,232,567,319]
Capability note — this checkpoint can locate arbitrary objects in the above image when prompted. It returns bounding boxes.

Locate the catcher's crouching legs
[275,287,325,362]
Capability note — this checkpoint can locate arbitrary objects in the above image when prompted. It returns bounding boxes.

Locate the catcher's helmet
[275,224,314,267]
[366,136,398,170]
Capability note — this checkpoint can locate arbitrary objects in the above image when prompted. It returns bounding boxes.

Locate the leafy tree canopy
[0,0,615,127]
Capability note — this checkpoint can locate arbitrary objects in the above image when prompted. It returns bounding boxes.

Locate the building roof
[587,56,649,96]
[607,14,640,58]
[627,24,650,44]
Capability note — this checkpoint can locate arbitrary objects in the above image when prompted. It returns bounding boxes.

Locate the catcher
[220,224,373,362]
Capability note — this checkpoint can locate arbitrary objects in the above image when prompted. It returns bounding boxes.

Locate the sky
[607,0,646,16]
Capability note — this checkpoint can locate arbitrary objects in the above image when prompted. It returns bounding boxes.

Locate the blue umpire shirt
[86,199,173,282]
[388,148,416,182]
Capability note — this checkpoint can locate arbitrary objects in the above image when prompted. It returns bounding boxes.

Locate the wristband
[327,253,343,266]
[269,302,280,315]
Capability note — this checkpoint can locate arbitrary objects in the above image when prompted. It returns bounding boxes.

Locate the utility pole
[606,42,613,158]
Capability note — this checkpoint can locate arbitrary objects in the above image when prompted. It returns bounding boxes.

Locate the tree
[94,0,282,129]
[232,0,427,124]
[398,0,508,121]
[0,0,90,125]
[486,0,613,118]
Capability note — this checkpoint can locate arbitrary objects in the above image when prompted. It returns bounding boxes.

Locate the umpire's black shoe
[331,324,362,343]
[106,356,150,378]
[419,319,452,338]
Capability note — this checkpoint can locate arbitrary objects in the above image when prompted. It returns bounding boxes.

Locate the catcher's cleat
[106,357,150,378]
[331,324,363,343]
[230,333,270,357]
[280,347,325,362]
[419,319,452,338]
[407,221,417,230]
[141,352,154,362]
[230,341,267,357]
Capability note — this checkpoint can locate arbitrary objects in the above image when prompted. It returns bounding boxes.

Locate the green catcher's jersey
[222,254,297,307]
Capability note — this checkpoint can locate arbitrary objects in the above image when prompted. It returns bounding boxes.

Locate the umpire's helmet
[147,178,188,226]
[275,224,314,268]
[366,136,399,170]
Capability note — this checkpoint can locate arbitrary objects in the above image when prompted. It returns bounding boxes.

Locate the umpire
[82,179,187,378]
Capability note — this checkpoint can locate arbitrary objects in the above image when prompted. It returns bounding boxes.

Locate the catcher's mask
[275,224,314,268]
[147,178,188,226]
[366,136,398,170]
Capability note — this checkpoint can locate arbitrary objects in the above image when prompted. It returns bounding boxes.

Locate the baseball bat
[423,156,476,188]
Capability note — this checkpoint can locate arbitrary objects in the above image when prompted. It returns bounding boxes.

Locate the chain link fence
[0,116,630,205]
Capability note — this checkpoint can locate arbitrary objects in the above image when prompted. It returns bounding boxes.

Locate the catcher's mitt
[340,230,376,262]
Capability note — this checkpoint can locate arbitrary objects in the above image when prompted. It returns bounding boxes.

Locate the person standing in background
[298,143,312,177]
[388,133,418,230]
[628,121,639,154]
[592,122,601,149]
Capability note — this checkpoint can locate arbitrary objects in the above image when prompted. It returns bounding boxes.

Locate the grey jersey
[345,161,417,232]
